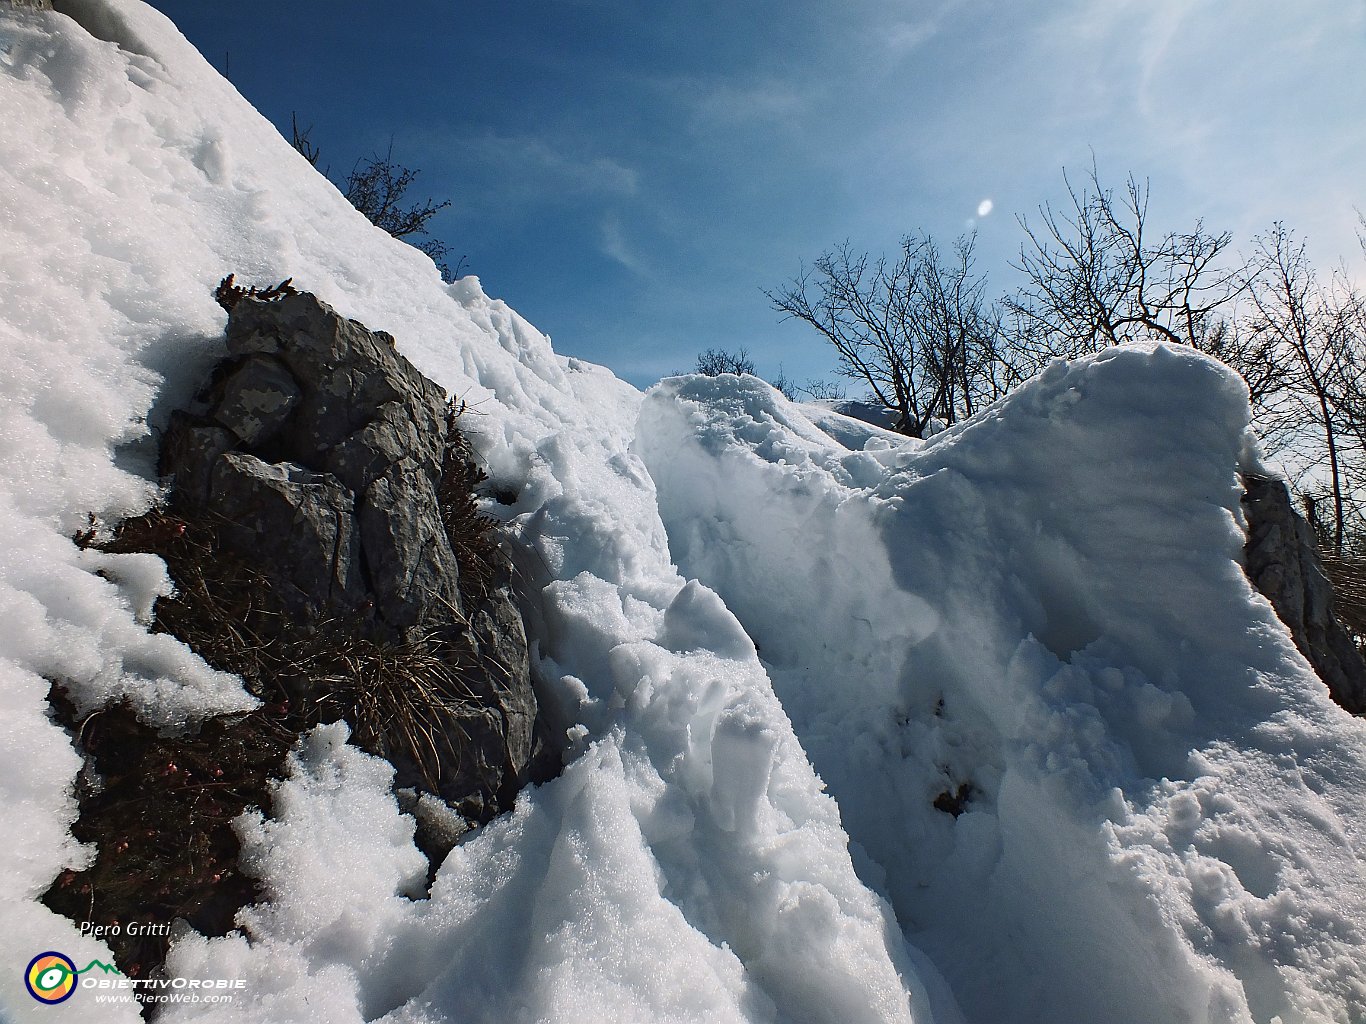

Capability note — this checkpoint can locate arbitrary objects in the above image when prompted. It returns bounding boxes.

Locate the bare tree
[799,378,847,401]
[1002,164,1316,432]
[766,233,1004,437]
[695,347,758,377]
[766,165,1366,570]
[289,114,458,282]
[290,113,322,168]
[1009,165,1246,358]
[1245,224,1366,556]
[767,365,847,402]
[341,146,450,243]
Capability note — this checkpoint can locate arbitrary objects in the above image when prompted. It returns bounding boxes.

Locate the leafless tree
[1244,224,1366,556]
[1008,165,1247,358]
[290,113,322,168]
[341,146,450,244]
[1003,165,1314,429]
[767,365,847,402]
[289,115,457,282]
[695,347,758,377]
[767,165,1366,570]
[766,233,1005,437]
[799,378,847,401]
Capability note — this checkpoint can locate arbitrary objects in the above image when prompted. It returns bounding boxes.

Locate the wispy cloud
[885,20,938,53]
[881,0,966,56]
[637,69,820,137]
[452,131,640,202]
[599,214,651,277]
[690,78,811,126]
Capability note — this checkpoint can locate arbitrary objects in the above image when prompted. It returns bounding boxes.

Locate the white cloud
[699,79,803,124]
[682,76,814,128]
[885,20,938,53]
[880,0,968,55]
[459,132,640,199]
[600,214,651,277]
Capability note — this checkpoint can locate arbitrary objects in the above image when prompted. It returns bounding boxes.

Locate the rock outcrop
[162,291,549,820]
[1242,473,1366,714]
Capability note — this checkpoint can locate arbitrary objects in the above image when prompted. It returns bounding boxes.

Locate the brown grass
[44,686,292,989]
[439,399,506,602]
[44,409,509,993]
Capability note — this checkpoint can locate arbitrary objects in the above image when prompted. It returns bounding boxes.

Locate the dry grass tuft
[45,410,510,986]
[439,399,507,602]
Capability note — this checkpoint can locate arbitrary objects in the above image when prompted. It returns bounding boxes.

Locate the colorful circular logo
[25,952,78,1004]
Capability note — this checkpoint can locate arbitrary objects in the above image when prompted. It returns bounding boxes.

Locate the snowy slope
[0,3,924,1023]
[0,3,1364,1024]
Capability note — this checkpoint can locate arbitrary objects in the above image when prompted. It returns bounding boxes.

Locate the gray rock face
[358,461,464,631]
[212,355,300,446]
[1242,473,1366,714]
[209,452,365,621]
[162,291,550,819]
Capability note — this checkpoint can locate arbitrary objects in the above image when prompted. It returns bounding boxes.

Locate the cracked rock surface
[162,291,548,819]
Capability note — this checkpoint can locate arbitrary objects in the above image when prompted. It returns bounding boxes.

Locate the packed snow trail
[0,3,928,1022]
[637,358,1366,1024]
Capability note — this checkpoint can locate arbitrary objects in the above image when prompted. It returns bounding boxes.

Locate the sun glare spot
[977,199,994,218]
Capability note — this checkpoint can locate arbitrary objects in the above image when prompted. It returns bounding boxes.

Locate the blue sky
[145,0,1366,391]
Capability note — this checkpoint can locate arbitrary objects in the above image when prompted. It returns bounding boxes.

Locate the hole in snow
[933,781,976,818]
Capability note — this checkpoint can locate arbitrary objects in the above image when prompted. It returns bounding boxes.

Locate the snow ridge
[638,355,1366,1024]
[0,4,920,1022]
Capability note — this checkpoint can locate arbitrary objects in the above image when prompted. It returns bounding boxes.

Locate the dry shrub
[440,399,506,602]
[43,687,292,989]
[1322,553,1366,654]
[212,274,297,313]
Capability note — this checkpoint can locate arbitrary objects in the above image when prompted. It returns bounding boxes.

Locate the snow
[636,358,1366,1024]
[0,2,1363,1023]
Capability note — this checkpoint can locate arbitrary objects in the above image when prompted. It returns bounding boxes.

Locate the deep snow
[0,3,1363,1023]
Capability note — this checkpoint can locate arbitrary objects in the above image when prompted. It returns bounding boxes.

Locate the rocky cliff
[46,289,558,982]
[160,288,550,818]
[1242,473,1366,714]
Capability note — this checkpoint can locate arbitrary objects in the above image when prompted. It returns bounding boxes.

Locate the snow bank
[0,3,924,1022]
[636,352,1366,1024]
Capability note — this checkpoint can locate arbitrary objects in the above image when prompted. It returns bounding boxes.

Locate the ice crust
[0,3,1363,1023]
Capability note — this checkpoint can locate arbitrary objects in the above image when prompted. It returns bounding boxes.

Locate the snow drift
[0,2,1363,1023]
[638,358,1366,1024]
